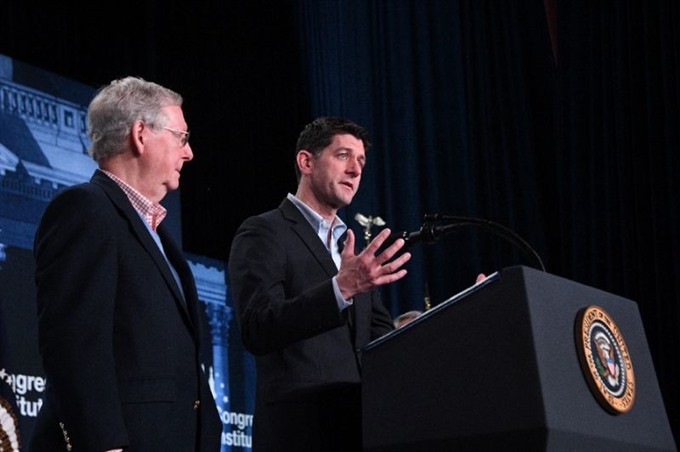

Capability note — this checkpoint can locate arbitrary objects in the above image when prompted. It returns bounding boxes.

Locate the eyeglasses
[162,126,190,147]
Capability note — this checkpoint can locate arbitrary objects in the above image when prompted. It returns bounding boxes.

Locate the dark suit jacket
[228,198,394,451]
[31,170,221,451]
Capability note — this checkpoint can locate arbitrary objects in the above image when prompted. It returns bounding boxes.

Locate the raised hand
[336,228,411,300]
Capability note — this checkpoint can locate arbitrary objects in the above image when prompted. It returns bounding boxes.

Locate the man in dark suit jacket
[229,117,412,451]
[31,77,221,451]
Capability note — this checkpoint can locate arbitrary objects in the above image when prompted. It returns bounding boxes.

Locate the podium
[361,266,676,451]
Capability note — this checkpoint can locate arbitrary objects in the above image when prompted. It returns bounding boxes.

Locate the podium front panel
[361,266,676,451]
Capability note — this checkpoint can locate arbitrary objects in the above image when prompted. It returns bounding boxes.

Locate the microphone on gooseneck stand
[393,222,464,246]
[391,214,546,272]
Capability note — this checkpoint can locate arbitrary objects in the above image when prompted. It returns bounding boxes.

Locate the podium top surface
[364,268,503,352]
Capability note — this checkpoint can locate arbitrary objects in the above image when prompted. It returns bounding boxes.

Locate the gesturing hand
[336,228,411,300]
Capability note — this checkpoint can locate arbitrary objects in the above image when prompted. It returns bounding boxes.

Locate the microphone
[393,214,546,272]
[393,222,463,246]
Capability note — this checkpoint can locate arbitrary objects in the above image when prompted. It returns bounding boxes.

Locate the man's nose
[347,157,362,175]
[184,143,194,161]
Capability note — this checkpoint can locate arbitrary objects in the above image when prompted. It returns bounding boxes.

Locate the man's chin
[334,194,354,208]
[164,181,180,194]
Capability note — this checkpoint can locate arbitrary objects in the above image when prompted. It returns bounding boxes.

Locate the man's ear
[130,120,147,155]
[296,150,314,175]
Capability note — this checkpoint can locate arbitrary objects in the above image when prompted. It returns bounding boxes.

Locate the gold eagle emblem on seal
[575,305,635,414]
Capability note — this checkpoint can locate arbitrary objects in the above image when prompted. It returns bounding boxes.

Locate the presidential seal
[575,305,635,414]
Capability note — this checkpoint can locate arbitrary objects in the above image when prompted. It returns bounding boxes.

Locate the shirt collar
[102,170,167,231]
[287,193,347,240]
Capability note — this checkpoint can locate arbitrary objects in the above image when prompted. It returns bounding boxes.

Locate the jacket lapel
[91,171,193,325]
[279,198,339,277]
[159,226,200,329]
[279,198,362,346]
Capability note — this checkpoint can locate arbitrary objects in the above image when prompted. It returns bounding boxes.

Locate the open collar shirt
[287,193,353,310]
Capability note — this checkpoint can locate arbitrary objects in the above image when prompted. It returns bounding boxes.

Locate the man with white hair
[31,77,221,451]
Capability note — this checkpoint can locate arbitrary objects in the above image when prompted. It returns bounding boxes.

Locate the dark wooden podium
[361,266,676,451]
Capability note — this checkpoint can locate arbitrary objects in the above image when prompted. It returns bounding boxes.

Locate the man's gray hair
[87,76,183,162]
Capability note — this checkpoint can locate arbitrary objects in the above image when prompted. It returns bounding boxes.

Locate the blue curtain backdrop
[298,0,678,440]
[298,0,554,317]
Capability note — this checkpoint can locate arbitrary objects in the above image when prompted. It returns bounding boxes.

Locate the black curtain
[555,0,680,439]
[298,0,679,441]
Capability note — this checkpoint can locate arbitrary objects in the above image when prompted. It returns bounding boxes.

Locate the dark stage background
[2,0,678,446]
